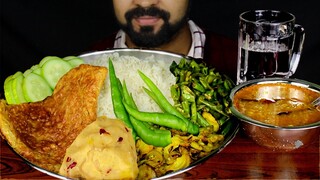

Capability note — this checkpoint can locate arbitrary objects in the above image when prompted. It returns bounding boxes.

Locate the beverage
[238,43,292,83]
[237,10,305,84]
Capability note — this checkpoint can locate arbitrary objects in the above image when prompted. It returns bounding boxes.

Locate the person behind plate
[89,0,237,81]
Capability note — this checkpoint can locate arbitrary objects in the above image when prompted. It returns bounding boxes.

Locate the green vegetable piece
[12,72,27,103]
[23,69,33,77]
[142,87,166,112]
[170,84,180,103]
[192,79,206,93]
[123,101,188,132]
[181,100,190,118]
[197,96,229,117]
[62,56,78,61]
[39,56,61,67]
[181,85,196,102]
[138,70,199,135]
[31,65,42,75]
[3,75,16,104]
[22,72,52,102]
[196,112,210,127]
[122,81,171,147]
[41,58,73,89]
[108,59,136,139]
[220,119,233,136]
[63,56,84,67]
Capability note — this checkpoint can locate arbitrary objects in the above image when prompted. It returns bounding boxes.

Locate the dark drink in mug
[239,44,292,81]
[237,10,305,84]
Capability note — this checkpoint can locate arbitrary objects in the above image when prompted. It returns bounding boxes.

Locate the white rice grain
[86,52,176,119]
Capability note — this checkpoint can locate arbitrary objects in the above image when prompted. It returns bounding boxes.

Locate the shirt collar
[113,20,206,59]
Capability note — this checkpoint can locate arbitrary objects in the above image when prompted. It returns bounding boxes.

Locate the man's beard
[118,6,188,48]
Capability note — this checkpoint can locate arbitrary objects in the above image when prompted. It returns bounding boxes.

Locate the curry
[233,83,320,127]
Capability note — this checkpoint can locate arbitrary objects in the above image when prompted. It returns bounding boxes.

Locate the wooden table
[1,129,319,179]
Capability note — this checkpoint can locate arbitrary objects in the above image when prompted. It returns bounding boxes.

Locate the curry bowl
[230,78,320,151]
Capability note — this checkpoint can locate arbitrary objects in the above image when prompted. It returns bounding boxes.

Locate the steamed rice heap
[86,52,176,118]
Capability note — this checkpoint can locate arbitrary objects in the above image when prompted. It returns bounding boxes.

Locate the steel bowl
[230,78,320,151]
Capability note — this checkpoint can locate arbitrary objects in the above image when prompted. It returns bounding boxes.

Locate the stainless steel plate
[16,49,239,179]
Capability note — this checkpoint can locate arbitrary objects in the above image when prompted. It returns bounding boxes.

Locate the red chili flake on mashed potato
[66,157,71,162]
[99,128,110,135]
[67,162,77,169]
[117,137,123,142]
[106,168,112,174]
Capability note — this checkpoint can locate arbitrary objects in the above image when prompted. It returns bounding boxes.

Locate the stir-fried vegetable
[169,58,234,131]
[136,126,224,179]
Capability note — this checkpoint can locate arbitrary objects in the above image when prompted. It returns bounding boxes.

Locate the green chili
[123,101,189,132]
[122,80,171,147]
[138,70,199,135]
[108,59,136,139]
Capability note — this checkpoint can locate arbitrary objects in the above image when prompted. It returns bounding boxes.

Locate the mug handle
[287,24,305,77]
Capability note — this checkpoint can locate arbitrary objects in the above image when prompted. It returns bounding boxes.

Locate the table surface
[1,129,319,180]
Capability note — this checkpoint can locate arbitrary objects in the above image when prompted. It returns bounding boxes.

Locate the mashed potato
[59,116,138,179]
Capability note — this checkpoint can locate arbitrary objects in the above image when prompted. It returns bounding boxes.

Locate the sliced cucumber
[30,64,42,75]
[23,69,33,77]
[22,72,52,102]
[65,57,84,67]
[12,72,27,104]
[41,58,72,89]
[63,56,78,61]
[39,56,61,67]
[4,75,16,104]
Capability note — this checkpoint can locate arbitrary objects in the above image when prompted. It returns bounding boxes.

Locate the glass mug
[237,10,305,84]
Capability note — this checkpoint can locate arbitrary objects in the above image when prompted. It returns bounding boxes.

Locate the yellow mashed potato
[59,116,138,179]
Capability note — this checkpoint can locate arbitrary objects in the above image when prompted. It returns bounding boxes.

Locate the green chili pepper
[196,112,210,127]
[122,80,171,147]
[170,84,180,103]
[138,70,199,135]
[197,96,229,117]
[181,85,196,102]
[142,87,166,112]
[108,59,136,139]
[190,102,198,123]
[190,60,200,73]
[220,119,233,136]
[192,79,206,93]
[123,101,189,132]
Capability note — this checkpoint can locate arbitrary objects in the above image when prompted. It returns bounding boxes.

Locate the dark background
[1,0,319,95]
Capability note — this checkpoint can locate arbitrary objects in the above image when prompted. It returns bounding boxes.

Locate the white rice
[86,52,176,119]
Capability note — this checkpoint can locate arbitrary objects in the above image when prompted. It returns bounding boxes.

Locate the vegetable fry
[169,59,234,131]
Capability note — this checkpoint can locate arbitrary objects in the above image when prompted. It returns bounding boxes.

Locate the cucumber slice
[65,57,84,67]
[23,69,33,77]
[63,56,78,61]
[24,65,41,78]
[4,75,16,104]
[39,56,61,67]
[31,64,42,75]
[41,58,72,89]
[22,72,52,102]
[12,72,27,104]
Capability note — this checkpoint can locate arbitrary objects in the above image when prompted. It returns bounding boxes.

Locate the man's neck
[125,24,192,56]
